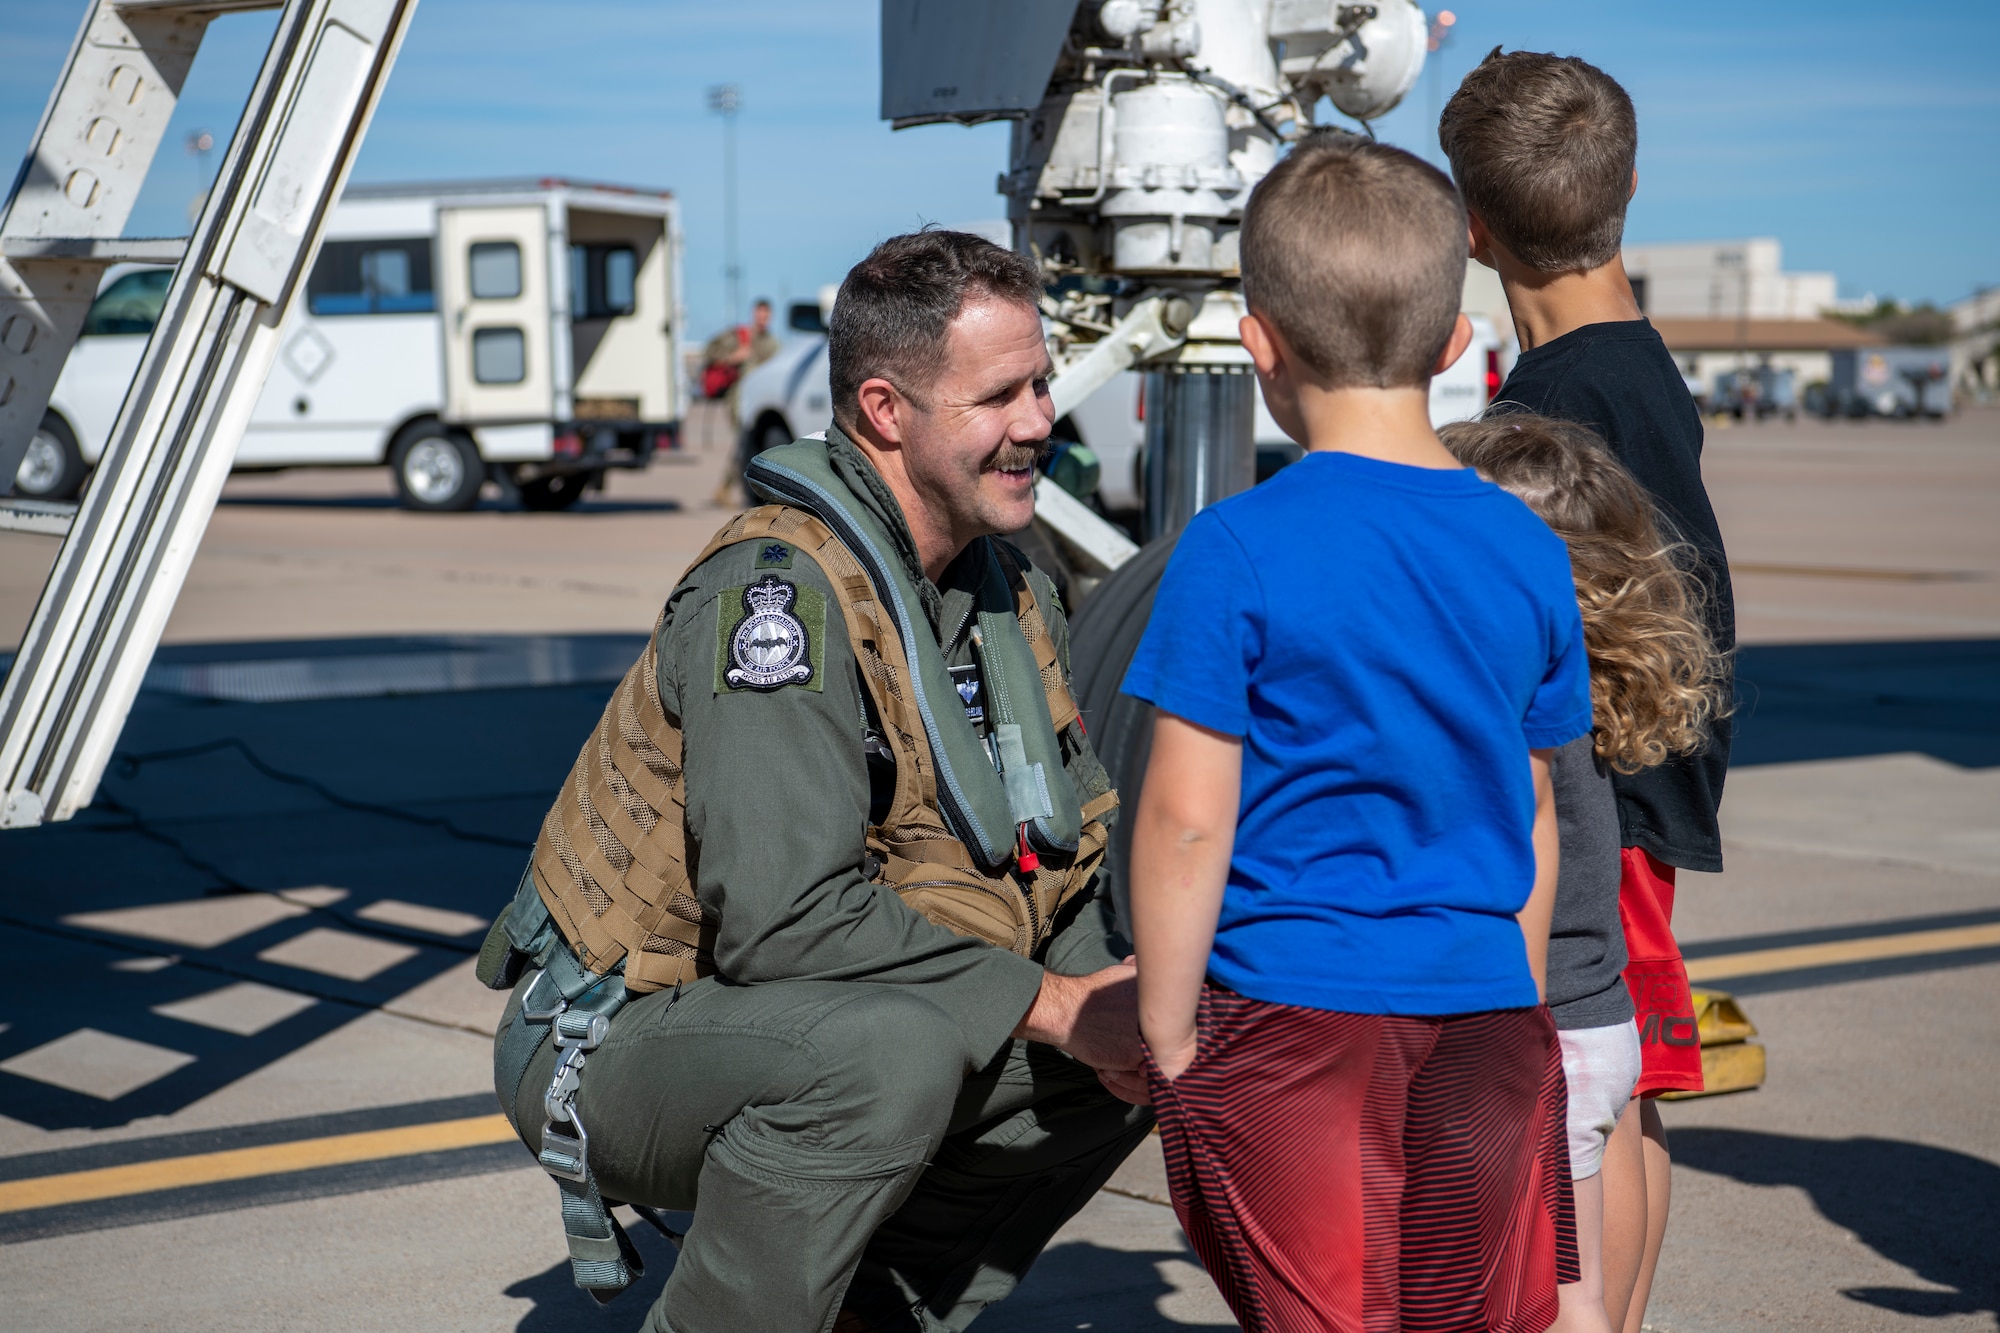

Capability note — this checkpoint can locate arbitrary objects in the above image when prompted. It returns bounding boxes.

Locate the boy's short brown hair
[1239,132,1467,390]
[1438,49,1637,273]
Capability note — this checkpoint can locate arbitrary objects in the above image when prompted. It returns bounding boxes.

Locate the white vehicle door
[437,205,553,422]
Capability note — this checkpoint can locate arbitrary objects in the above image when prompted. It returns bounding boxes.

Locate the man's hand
[1014,959,1149,1105]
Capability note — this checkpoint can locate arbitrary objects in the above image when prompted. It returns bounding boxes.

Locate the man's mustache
[990,439,1055,472]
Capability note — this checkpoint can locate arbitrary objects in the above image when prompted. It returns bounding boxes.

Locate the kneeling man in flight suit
[477,229,1153,1333]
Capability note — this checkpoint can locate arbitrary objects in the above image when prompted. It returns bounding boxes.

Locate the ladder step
[0,498,76,538]
[2,237,189,265]
[114,0,284,12]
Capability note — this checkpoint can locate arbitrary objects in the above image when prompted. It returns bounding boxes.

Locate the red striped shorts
[1146,989,1578,1333]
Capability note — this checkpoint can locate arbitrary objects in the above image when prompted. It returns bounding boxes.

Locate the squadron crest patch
[721,576,816,691]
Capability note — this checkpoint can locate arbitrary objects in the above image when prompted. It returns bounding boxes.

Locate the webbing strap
[491,873,646,1299]
[549,1146,644,1299]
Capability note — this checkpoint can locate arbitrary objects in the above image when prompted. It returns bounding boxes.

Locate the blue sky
[5,1,1994,340]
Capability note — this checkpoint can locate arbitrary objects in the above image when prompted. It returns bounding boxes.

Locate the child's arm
[1516,747,1560,1001]
[1130,712,1242,1080]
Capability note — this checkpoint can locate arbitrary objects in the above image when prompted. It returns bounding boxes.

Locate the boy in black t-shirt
[1441,49,1736,1333]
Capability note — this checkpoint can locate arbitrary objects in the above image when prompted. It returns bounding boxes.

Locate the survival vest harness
[480,440,1116,1300]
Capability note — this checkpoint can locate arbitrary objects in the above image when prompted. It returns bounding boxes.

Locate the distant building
[1950,288,1999,400]
[1621,238,1836,321]
[1621,238,1873,399]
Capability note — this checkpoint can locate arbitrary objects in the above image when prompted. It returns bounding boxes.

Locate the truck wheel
[14,413,86,500]
[519,471,590,511]
[391,424,483,512]
[754,416,792,457]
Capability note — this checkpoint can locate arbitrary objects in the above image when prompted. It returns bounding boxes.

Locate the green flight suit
[497,426,1152,1333]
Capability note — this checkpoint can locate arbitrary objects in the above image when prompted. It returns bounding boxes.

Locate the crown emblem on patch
[727,576,813,690]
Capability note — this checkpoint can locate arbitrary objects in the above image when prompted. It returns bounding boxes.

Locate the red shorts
[1146,989,1577,1333]
[1618,848,1704,1096]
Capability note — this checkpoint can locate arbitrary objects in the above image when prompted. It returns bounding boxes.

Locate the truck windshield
[82,268,174,336]
[308,237,436,315]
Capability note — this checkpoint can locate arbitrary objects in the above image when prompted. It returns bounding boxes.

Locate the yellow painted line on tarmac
[10,920,2000,1215]
[1729,561,1980,583]
[0,1113,516,1215]
[1685,922,2000,983]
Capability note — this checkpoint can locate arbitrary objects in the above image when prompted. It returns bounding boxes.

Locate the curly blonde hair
[1439,412,1730,773]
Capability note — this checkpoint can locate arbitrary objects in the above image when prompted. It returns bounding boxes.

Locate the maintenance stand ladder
[0,0,418,828]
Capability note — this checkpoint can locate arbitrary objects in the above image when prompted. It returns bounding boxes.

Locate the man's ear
[1629,169,1638,201]
[854,377,905,445]
[1432,313,1475,377]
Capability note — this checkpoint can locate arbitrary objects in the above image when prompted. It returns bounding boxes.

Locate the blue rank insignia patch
[755,541,793,569]
[717,575,822,693]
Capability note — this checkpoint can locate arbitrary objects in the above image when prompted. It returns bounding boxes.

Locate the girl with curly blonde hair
[1439,410,1730,1333]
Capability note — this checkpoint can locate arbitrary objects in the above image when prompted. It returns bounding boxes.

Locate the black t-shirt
[1497,319,1734,872]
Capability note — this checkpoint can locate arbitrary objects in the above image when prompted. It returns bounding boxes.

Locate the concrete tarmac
[1,404,1995,1330]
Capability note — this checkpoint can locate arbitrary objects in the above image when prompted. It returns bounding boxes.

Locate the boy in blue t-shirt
[1124,133,1594,1333]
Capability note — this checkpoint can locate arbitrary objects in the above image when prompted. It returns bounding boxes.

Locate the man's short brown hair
[1439,49,1637,273]
[829,229,1044,427]
[1239,132,1467,389]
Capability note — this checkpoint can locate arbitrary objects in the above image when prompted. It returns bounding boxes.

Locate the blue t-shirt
[1121,450,1593,1016]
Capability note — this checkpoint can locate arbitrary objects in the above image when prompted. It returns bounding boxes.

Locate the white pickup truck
[17,178,685,512]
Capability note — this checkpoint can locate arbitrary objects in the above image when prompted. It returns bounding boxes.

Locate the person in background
[1124,132,1588,1333]
[1441,49,1738,1333]
[1441,412,1731,1333]
[705,297,782,503]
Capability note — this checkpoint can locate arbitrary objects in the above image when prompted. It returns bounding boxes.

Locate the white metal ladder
[0,0,418,828]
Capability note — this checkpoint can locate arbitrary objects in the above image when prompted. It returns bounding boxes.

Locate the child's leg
[1600,1099,1649,1327]
[1552,1172,1613,1333]
[1147,987,1430,1333]
[1550,1021,1641,1333]
[1608,848,1693,1331]
[1398,1007,1574,1333]
[1621,1099,1672,1333]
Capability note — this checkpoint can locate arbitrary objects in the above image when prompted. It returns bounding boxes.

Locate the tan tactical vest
[530,506,1117,995]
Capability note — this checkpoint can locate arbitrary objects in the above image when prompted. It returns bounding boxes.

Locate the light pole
[1425,10,1457,166]
[707,84,742,325]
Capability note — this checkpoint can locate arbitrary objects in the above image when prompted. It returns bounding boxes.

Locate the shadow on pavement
[975,1239,1238,1330]
[1673,1128,1998,1321]
[506,1226,678,1332]
[0,664,621,1130]
[216,493,682,514]
[1731,638,2000,768]
[502,1236,1235,1331]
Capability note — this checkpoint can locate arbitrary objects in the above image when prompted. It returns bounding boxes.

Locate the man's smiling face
[897,294,1054,549]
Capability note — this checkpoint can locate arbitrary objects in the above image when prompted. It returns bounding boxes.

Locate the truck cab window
[469,242,523,300]
[569,243,637,318]
[307,238,435,315]
[82,268,174,336]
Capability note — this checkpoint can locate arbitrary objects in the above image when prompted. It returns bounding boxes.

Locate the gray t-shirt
[1547,735,1635,1029]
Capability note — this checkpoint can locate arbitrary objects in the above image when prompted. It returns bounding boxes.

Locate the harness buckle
[539,1113,590,1183]
[554,1009,611,1050]
[520,970,565,1024]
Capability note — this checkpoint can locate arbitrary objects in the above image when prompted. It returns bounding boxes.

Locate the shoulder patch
[755,541,793,570]
[715,575,825,694]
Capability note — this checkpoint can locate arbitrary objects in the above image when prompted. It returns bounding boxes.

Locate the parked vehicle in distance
[1825,347,1951,419]
[1712,365,1798,421]
[21,179,685,511]
[736,309,1509,521]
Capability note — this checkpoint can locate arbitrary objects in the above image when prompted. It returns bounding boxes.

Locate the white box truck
[18,178,684,511]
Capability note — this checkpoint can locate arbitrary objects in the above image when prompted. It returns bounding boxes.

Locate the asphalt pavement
[1,403,1995,1331]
